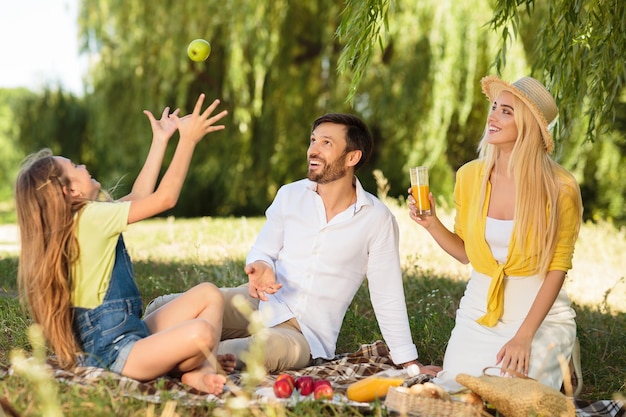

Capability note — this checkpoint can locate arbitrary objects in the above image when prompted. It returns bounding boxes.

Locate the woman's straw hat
[481,75,558,154]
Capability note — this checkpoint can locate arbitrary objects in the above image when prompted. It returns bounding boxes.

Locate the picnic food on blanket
[295,375,314,396]
[314,379,332,390]
[451,389,484,406]
[273,378,294,398]
[346,364,421,402]
[456,371,576,417]
[275,373,295,389]
[408,381,451,401]
[347,376,405,402]
[313,381,334,400]
[273,375,333,399]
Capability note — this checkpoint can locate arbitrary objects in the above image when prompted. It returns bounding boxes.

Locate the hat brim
[481,75,555,154]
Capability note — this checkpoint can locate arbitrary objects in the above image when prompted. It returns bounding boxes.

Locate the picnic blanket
[1,340,624,416]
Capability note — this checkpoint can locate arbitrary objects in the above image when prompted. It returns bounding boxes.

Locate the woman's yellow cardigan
[454,159,581,326]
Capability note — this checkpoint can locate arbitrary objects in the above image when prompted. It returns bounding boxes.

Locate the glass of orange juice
[409,166,431,216]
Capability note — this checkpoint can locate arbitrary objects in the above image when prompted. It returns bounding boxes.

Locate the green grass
[0,200,16,224]
[1,203,625,415]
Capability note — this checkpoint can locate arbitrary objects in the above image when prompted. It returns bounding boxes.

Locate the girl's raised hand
[172,94,228,145]
[143,106,180,145]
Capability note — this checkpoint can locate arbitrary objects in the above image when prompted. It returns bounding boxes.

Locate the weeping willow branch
[336,0,391,104]
[487,0,626,143]
[487,0,534,72]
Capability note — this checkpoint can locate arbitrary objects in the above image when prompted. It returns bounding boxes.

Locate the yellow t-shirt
[454,159,581,326]
[71,201,131,309]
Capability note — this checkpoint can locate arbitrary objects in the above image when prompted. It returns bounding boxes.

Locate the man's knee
[220,286,258,340]
[219,322,311,373]
[262,326,311,373]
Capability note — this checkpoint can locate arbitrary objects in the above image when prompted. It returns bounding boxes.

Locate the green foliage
[336,0,391,103]
[2,87,89,222]
[0,257,18,290]
[350,0,509,199]
[0,89,35,201]
[3,0,624,223]
[76,0,353,215]
[14,88,88,166]
[577,131,626,222]
[10,326,63,417]
[0,297,31,358]
[343,0,626,222]
[77,0,493,212]
[488,0,626,143]
[575,303,626,400]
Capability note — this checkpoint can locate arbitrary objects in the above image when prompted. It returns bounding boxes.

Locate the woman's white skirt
[433,270,576,391]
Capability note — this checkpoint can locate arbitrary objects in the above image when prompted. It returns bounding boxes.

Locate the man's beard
[307,152,349,184]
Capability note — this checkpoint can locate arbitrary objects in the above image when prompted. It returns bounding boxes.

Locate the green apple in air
[187,39,211,62]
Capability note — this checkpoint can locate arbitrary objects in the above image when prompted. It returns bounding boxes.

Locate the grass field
[0,197,625,416]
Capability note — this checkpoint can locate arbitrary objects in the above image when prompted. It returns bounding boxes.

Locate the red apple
[314,379,332,389]
[273,378,294,398]
[276,373,296,389]
[295,375,315,396]
[314,383,334,400]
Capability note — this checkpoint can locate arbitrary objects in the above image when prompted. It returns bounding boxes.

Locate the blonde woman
[15,94,233,395]
[408,76,583,391]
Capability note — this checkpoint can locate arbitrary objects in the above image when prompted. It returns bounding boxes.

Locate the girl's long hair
[477,97,582,275]
[15,149,87,368]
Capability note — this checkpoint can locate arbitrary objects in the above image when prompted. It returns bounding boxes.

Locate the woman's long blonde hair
[477,96,582,275]
[15,149,87,368]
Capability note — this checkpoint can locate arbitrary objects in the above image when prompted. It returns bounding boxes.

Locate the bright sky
[0,0,86,95]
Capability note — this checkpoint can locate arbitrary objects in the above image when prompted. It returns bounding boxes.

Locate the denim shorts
[74,297,150,371]
[108,334,141,373]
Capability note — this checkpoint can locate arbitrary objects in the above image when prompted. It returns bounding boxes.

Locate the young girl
[16,94,233,395]
[408,76,583,391]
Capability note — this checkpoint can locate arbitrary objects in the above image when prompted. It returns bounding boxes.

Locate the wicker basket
[384,387,489,417]
[456,370,576,417]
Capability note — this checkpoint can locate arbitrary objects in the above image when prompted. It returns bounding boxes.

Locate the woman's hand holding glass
[407,188,438,229]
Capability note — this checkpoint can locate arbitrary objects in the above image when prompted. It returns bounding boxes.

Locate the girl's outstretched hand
[172,94,228,144]
[143,106,180,145]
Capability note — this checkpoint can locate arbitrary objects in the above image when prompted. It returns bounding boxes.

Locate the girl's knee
[194,282,224,306]
[187,319,218,348]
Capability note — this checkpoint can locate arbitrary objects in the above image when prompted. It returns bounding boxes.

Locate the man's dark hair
[311,113,374,170]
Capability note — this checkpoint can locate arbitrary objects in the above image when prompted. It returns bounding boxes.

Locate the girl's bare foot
[181,371,227,395]
[217,353,236,374]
